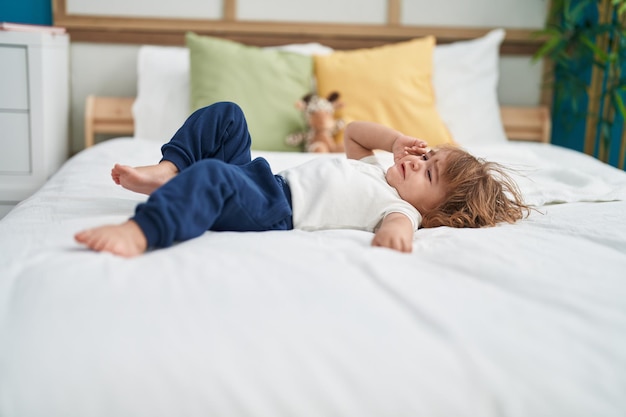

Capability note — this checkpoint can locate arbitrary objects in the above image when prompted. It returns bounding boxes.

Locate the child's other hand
[392,135,428,162]
[372,213,414,253]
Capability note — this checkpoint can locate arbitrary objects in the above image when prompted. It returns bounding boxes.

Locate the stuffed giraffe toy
[286,91,345,153]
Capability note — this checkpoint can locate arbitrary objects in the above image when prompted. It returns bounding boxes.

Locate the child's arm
[372,212,414,253]
[344,121,423,253]
[344,121,428,161]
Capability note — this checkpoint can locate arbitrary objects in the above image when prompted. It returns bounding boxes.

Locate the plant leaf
[614,90,626,120]
[580,35,610,61]
[533,35,564,61]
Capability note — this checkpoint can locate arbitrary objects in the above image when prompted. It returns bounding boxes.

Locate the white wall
[402,0,547,28]
[67,0,548,152]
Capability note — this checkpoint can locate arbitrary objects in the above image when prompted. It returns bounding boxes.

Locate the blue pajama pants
[131,102,293,248]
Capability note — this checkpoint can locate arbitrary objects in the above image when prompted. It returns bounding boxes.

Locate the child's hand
[372,213,414,253]
[392,134,428,163]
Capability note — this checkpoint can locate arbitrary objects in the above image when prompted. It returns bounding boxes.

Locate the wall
[0,0,52,25]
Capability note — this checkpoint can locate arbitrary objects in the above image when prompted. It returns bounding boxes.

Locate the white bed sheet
[1,138,625,417]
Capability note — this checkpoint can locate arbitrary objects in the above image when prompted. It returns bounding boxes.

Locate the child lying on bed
[75,101,529,257]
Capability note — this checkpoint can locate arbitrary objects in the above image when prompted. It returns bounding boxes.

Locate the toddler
[75,102,529,257]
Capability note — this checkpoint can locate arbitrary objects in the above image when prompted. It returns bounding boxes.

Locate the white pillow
[132,46,190,142]
[132,43,333,143]
[433,29,507,145]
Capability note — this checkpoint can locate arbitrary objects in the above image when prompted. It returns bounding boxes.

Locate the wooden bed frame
[84,96,551,148]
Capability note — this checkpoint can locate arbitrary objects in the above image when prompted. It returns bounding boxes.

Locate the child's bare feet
[111,161,178,195]
[75,220,148,257]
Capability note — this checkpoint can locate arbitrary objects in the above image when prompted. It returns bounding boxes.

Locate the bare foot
[75,220,148,257]
[111,161,178,195]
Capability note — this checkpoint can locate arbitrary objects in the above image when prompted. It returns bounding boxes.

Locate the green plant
[534,0,626,166]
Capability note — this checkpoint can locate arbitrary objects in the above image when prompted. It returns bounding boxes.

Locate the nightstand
[0,30,69,218]
[84,95,134,148]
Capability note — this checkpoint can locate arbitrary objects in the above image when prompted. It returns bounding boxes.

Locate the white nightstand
[0,30,69,218]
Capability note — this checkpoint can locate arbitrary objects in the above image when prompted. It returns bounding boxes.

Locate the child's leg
[132,157,291,249]
[112,101,252,194]
[76,102,271,256]
[161,101,253,171]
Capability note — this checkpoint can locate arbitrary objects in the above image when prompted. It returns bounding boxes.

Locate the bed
[1,27,626,417]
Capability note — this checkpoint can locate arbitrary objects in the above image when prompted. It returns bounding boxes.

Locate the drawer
[0,112,31,173]
[0,45,29,110]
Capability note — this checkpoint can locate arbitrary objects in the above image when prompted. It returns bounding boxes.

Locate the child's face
[385,150,449,214]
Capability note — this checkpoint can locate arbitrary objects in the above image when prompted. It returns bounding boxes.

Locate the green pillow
[186,32,313,151]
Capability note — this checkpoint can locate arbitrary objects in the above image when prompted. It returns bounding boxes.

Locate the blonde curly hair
[421,145,531,228]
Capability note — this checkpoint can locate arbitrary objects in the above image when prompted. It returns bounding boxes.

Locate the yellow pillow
[314,37,454,147]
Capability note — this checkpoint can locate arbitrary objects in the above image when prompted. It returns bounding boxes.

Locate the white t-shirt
[280,156,422,232]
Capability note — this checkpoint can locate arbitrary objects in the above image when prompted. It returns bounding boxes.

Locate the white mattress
[1,138,626,417]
